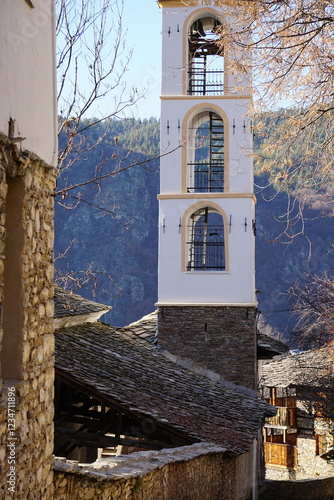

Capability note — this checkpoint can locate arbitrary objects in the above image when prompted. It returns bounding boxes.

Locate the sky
[121,0,162,119]
[57,1,162,121]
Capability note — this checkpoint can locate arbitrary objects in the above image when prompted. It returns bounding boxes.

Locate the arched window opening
[188,111,224,193]
[187,207,225,271]
[188,17,223,96]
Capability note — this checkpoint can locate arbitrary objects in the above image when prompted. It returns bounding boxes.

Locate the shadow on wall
[260,476,334,500]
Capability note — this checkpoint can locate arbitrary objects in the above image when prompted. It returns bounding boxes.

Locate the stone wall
[54,444,255,500]
[297,436,334,479]
[0,135,55,499]
[261,477,334,500]
[296,398,334,479]
[157,306,257,389]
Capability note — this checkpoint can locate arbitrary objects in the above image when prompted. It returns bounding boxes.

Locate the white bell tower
[156,0,257,390]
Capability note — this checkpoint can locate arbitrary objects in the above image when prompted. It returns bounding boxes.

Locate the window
[188,17,223,96]
[187,111,224,193]
[187,207,225,271]
[315,434,328,456]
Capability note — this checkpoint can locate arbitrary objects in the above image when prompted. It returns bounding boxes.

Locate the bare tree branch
[219,0,334,241]
[289,271,334,348]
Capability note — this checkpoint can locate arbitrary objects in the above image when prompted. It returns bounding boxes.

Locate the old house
[52,288,276,499]
[260,344,334,480]
[0,1,57,498]
[53,1,276,498]
[0,1,293,499]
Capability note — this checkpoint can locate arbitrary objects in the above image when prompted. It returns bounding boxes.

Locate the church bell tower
[156,0,257,390]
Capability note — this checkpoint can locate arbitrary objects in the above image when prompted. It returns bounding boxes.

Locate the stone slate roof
[257,331,289,358]
[54,286,111,319]
[261,344,334,388]
[55,322,275,456]
[117,311,158,343]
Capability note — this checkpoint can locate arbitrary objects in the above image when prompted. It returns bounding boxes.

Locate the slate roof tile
[261,343,334,388]
[55,321,275,456]
[54,286,111,318]
[257,331,289,356]
[117,311,158,344]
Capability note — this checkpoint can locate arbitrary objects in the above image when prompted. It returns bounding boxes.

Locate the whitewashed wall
[158,0,256,306]
[158,197,256,304]
[160,97,253,194]
[160,4,251,96]
[0,0,57,166]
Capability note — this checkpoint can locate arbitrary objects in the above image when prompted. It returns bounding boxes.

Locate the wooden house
[260,344,334,479]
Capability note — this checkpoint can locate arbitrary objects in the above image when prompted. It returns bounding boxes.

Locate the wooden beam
[55,371,196,446]
[56,427,173,451]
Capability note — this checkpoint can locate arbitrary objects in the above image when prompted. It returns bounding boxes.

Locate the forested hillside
[55,118,333,343]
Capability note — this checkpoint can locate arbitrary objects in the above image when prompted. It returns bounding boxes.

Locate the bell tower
[156,0,257,390]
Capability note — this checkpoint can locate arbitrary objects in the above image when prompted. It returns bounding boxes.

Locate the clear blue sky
[122,1,162,119]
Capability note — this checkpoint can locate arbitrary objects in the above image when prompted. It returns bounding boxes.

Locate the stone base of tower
[157,305,257,390]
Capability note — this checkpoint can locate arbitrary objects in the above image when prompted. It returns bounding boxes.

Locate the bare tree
[57,0,138,171]
[55,0,181,210]
[289,271,334,348]
[54,0,149,293]
[219,0,334,241]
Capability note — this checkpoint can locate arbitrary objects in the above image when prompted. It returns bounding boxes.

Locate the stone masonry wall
[158,306,257,390]
[54,444,255,500]
[261,477,334,500]
[296,400,334,479]
[0,135,55,500]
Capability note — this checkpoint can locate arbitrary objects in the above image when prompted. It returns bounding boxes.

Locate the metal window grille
[188,18,224,96]
[188,112,224,193]
[187,207,225,271]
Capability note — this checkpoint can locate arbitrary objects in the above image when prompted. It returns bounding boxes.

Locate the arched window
[187,111,224,192]
[188,16,223,95]
[187,207,225,271]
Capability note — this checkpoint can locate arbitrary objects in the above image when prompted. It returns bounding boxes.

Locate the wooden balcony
[266,407,297,427]
[264,442,297,469]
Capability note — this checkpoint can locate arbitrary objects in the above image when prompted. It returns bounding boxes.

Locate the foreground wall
[0,135,55,499]
[261,477,334,500]
[54,444,255,500]
[0,0,57,165]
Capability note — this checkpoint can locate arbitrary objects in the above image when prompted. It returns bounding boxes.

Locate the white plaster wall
[160,4,251,96]
[158,1,255,306]
[0,0,57,166]
[160,96,253,194]
[158,197,256,304]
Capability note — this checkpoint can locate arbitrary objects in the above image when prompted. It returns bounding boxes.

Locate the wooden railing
[264,443,297,469]
[266,407,297,427]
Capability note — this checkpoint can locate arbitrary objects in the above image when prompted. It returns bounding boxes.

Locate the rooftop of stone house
[261,343,334,388]
[257,331,289,358]
[55,321,276,456]
[54,286,111,328]
[117,311,158,343]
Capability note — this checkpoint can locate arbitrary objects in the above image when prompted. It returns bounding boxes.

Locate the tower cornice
[161,95,252,100]
[158,193,257,202]
[157,1,227,7]
[158,0,198,8]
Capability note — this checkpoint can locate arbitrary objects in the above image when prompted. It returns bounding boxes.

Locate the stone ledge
[0,131,56,178]
[54,443,227,480]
